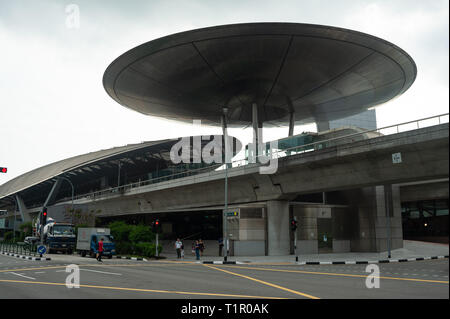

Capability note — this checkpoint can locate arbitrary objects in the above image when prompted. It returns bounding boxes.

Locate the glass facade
[402,199,449,242]
[329,109,377,131]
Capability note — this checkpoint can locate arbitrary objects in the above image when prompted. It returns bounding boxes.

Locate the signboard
[37,245,47,255]
[224,211,239,217]
[392,152,402,164]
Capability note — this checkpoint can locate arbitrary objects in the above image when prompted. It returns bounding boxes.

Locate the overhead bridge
[64,121,448,215]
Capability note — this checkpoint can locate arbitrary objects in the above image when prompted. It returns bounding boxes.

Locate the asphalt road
[0,253,448,299]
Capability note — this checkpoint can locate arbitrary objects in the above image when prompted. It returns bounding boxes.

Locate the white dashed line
[9,272,36,280]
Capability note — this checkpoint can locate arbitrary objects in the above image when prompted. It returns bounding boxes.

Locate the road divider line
[203,264,320,299]
[0,279,286,299]
[9,272,36,280]
[217,265,449,284]
[0,262,182,274]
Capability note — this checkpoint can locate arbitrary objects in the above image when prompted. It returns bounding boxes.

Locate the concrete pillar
[15,195,31,222]
[266,200,290,255]
[252,103,263,158]
[345,186,403,253]
[374,185,403,252]
[288,111,295,137]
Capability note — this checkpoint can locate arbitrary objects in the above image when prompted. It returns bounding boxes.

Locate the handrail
[66,113,448,202]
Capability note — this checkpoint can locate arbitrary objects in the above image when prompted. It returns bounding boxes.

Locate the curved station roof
[0,135,241,208]
[103,22,417,127]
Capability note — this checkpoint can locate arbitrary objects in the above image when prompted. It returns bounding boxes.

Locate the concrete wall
[400,181,449,202]
[233,241,265,256]
[266,201,290,255]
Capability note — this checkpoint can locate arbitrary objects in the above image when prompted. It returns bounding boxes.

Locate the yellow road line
[217,265,449,284]
[0,279,286,299]
[203,264,320,299]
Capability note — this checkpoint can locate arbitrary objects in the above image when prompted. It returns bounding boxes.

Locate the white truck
[76,228,116,258]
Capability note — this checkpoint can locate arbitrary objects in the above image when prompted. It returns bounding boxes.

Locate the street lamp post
[222,108,229,262]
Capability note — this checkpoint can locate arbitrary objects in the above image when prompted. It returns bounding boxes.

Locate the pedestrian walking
[175,238,183,259]
[194,240,200,260]
[97,237,104,262]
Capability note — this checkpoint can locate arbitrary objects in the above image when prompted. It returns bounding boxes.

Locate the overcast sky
[0,0,448,183]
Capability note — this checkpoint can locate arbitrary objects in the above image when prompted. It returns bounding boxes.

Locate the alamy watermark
[169,120,278,174]
[65,4,80,29]
[65,264,80,288]
[365,264,380,289]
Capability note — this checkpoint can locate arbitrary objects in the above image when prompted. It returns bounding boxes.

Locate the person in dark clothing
[194,240,200,260]
[97,237,104,262]
[198,239,205,257]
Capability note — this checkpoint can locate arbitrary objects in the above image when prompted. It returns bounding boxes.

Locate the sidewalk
[160,240,449,264]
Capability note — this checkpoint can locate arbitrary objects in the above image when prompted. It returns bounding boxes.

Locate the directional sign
[37,245,47,255]
[225,211,239,217]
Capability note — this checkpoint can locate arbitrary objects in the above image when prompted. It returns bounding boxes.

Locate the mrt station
[0,23,448,256]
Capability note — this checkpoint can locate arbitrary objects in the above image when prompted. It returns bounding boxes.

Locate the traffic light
[152,219,161,233]
[41,207,48,225]
[290,219,297,231]
[0,167,7,173]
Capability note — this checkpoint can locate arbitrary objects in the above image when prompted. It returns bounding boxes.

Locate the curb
[114,255,147,261]
[200,256,449,265]
[296,255,449,265]
[1,251,51,261]
[202,261,243,264]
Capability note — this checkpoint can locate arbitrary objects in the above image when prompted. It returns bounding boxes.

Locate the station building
[1,23,448,254]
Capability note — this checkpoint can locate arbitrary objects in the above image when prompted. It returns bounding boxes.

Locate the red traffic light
[0,167,7,173]
[155,221,159,225]
[43,212,47,216]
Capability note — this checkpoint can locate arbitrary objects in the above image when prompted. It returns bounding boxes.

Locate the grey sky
[0,0,448,183]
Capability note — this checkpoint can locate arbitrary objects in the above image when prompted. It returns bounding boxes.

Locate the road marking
[9,272,36,280]
[0,262,187,274]
[203,264,320,299]
[80,268,122,276]
[0,279,286,299]
[216,265,449,284]
[34,272,46,274]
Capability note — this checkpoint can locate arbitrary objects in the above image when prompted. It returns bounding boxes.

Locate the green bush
[116,241,133,255]
[108,221,134,242]
[134,242,162,257]
[3,231,13,242]
[129,224,154,243]
[19,222,33,237]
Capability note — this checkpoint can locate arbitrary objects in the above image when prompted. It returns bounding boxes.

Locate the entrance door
[317,218,333,253]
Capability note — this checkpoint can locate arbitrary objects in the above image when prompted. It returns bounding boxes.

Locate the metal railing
[64,113,448,203]
[0,241,38,257]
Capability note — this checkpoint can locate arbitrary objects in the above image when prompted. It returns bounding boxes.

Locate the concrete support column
[266,200,290,255]
[221,109,231,165]
[288,111,295,137]
[15,195,31,222]
[252,103,263,158]
[43,178,63,208]
[375,185,403,252]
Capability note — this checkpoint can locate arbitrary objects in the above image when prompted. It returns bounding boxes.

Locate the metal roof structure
[103,22,417,128]
[0,135,241,207]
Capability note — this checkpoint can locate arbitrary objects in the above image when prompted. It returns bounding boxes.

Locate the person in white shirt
[175,238,183,259]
